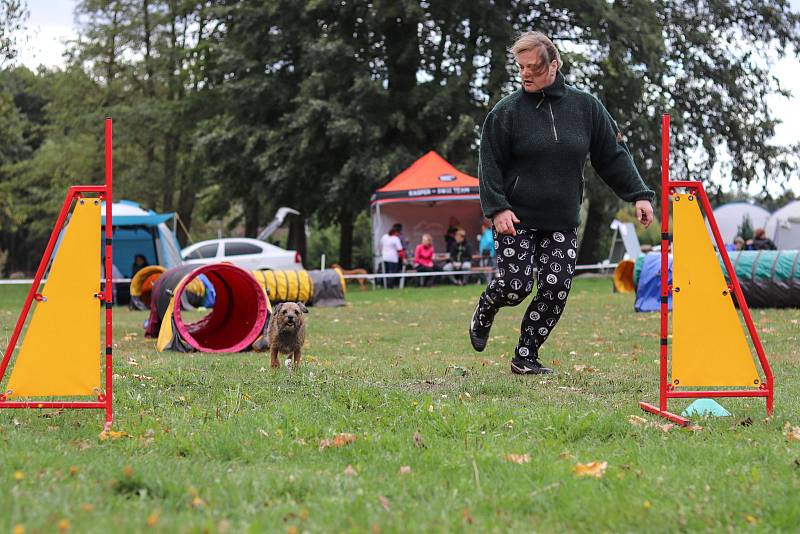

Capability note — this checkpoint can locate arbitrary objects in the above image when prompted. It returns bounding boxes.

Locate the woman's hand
[635,200,654,228]
[493,209,520,236]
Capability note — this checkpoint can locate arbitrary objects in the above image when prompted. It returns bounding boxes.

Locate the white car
[181,238,303,271]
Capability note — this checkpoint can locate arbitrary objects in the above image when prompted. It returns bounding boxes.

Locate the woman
[469,31,655,375]
[413,234,435,287]
[379,227,403,288]
[444,229,473,286]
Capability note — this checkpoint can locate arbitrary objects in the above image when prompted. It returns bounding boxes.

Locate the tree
[0,0,26,65]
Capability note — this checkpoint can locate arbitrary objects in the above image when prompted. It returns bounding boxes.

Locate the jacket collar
[523,70,567,103]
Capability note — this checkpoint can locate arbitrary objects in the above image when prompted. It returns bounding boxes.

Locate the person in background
[443,229,473,285]
[379,227,404,288]
[733,236,746,251]
[392,223,409,265]
[413,234,436,287]
[749,228,776,250]
[444,216,462,250]
[131,253,149,277]
[478,221,496,283]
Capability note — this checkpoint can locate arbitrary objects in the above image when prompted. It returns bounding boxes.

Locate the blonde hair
[510,31,562,73]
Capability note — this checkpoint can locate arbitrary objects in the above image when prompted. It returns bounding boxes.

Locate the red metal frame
[0,118,114,429]
[639,114,773,426]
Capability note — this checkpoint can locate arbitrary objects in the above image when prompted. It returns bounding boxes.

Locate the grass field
[1,278,800,533]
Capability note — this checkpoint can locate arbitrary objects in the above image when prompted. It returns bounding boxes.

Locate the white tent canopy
[708,202,771,245]
[766,200,800,249]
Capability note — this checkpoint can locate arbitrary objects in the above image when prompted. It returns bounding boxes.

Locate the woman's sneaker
[511,353,554,375]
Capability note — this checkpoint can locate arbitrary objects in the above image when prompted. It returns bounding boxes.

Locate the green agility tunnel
[634,250,800,308]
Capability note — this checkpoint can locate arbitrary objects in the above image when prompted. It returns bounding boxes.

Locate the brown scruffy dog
[255,302,308,370]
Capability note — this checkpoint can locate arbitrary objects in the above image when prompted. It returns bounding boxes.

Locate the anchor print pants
[474,227,578,359]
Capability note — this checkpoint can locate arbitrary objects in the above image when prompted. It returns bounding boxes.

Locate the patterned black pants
[474,227,578,359]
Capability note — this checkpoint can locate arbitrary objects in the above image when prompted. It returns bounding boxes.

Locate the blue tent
[101,200,183,278]
[634,252,672,312]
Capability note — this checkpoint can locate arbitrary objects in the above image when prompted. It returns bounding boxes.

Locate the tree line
[1,0,798,275]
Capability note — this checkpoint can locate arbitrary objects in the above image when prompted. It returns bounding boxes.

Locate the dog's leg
[292,350,301,369]
[270,348,280,369]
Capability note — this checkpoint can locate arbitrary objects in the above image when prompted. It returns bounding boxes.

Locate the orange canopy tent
[370,151,484,271]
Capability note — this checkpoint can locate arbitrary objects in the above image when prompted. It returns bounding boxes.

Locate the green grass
[1,278,800,532]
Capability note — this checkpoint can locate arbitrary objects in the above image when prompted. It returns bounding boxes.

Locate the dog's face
[272,302,308,331]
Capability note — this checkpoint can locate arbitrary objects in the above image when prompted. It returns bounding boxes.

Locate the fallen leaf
[785,423,800,442]
[398,466,412,475]
[73,440,92,451]
[378,495,391,511]
[58,519,70,533]
[81,503,93,512]
[69,466,78,477]
[133,374,154,381]
[98,430,130,441]
[448,365,469,376]
[14,471,24,481]
[319,433,357,450]
[190,496,206,509]
[629,415,678,432]
[38,409,65,418]
[12,525,24,534]
[628,415,648,426]
[643,500,652,510]
[558,451,574,460]
[371,524,381,534]
[413,430,426,448]
[287,527,299,534]
[504,454,530,464]
[737,417,754,427]
[745,515,757,524]
[551,359,562,366]
[463,508,474,524]
[343,464,358,476]
[685,424,704,432]
[146,509,161,527]
[123,465,134,478]
[574,461,608,478]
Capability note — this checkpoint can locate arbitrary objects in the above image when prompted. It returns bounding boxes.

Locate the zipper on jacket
[547,101,559,142]
[537,90,559,142]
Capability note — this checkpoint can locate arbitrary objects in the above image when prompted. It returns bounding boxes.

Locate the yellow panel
[671,194,760,387]
[156,295,176,352]
[7,199,101,397]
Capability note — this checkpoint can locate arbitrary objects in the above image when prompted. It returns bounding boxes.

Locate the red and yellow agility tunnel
[146,263,269,353]
[639,115,774,426]
[0,119,115,428]
[129,265,166,310]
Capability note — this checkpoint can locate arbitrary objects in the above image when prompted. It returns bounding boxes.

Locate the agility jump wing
[6,198,101,396]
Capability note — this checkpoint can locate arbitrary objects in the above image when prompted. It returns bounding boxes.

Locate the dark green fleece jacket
[479,71,655,230]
